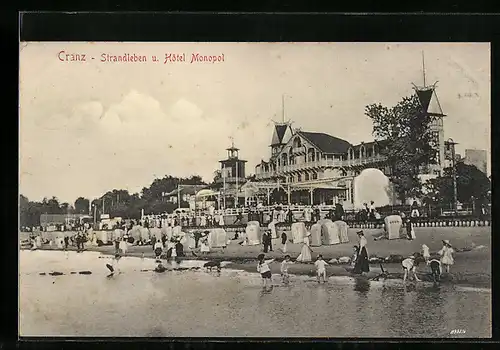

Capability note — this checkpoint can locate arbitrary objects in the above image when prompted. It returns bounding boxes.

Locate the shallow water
[19,250,491,338]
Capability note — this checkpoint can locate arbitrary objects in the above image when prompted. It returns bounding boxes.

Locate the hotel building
[248,84,447,209]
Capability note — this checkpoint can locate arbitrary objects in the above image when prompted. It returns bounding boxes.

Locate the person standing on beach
[280,255,293,284]
[422,244,430,263]
[262,231,270,253]
[296,232,312,262]
[281,231,288,253]
[315,254,329,283]
[353,230,369,275]
[268,229,273,252]
[257,254,274,288]
[405,218,414,240]
[439,240,454,273]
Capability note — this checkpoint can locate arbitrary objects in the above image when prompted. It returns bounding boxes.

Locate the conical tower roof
[415,86,446,117]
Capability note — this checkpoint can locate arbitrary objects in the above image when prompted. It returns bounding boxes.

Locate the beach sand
[27,226,491,288]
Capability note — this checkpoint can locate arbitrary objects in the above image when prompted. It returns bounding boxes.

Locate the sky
[19,42,490,204]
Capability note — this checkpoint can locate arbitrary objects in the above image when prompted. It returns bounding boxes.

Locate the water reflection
[19,251,491,338]
[353,278,371,294]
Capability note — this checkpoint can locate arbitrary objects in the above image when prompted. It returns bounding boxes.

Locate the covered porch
[288,182,348,206]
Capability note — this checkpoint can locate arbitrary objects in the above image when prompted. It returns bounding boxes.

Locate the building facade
[252,84,447,209]
[215,144,247,207]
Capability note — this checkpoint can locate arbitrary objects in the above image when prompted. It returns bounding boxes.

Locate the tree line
[20,175,208,228]
[365,92,491,207]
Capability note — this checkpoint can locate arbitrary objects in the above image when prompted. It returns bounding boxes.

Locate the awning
[164,185,206,197]
[196,189,220,198]
[290,182,347,191]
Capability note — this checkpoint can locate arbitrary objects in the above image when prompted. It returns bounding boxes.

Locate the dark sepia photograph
[19,42,491,337]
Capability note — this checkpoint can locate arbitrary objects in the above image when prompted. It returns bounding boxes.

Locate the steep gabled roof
[416,87,446,116]
[271,123,293,146]
[297,131,351,154]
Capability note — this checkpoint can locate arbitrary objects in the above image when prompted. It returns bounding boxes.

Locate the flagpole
[235,161,238,208]
[223,165,226,210]
[177,183,181,209]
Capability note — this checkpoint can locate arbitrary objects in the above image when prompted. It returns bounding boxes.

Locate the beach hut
[186,233,196,249]
[150,227,162,241]
[140,227,150,242]
[334,220,349,243]
[291,222,306,244]
[113,229,124,241]
[208,228,227,248]
[246,221,262,246]
[172,225,183,240]
[384,215,403,240]
[320,219,340,245]
[310,223,322,247]
[130,225,142,241]
[97,231,108,244]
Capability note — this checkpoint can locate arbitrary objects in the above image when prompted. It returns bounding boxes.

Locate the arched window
[308,148,315,162]
[293,137,302,148]
[348,148,354,160]
[305,173,310,181]
[360,145,366,159]
[281,153,288,166]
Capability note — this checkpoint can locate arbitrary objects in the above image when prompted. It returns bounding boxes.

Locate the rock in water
[49,271,64,276]
[338,256,351,264]
[79,271,92,275]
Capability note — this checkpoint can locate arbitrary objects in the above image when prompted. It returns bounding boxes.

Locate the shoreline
[25,244,491,289]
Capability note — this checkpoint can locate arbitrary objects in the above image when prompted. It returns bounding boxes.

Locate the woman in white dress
[119,238,128,255]
[422,244,431,263]
[439,240,454,273]
[296,232,312,262]
[200,236,210,254]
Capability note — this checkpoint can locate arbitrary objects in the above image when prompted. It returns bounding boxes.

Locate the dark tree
[423,162,491,206]
[365,94,438,203]
[74,197,90,214]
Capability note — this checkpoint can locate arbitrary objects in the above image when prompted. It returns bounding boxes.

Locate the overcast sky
[19,42,490,204]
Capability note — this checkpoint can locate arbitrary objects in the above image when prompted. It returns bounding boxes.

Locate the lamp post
[445,138,458,215]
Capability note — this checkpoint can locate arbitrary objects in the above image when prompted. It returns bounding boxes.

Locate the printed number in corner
[450,329,466,335]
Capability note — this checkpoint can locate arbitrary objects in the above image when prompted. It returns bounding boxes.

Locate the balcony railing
[255,155,387,179]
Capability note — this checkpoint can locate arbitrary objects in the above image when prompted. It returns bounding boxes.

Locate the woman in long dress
[439,240,454,273]
[119,238,128,255]
[296,232,312,262]
[353,230,369,274]
[200,236,210,254]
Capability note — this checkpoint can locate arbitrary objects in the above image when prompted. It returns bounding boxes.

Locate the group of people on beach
[254,225,456,288]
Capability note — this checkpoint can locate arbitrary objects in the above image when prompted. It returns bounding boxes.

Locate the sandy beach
[28,226,491,288]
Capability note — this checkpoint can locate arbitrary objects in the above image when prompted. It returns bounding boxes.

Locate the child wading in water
[315,254,329,283]
[280,255,293,284]
[257,253,274,289]
[106,254,122,277]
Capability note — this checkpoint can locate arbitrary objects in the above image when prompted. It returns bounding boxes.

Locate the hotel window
[312,173,318,180]
[298,174,302,182]
[305,173,310,181]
